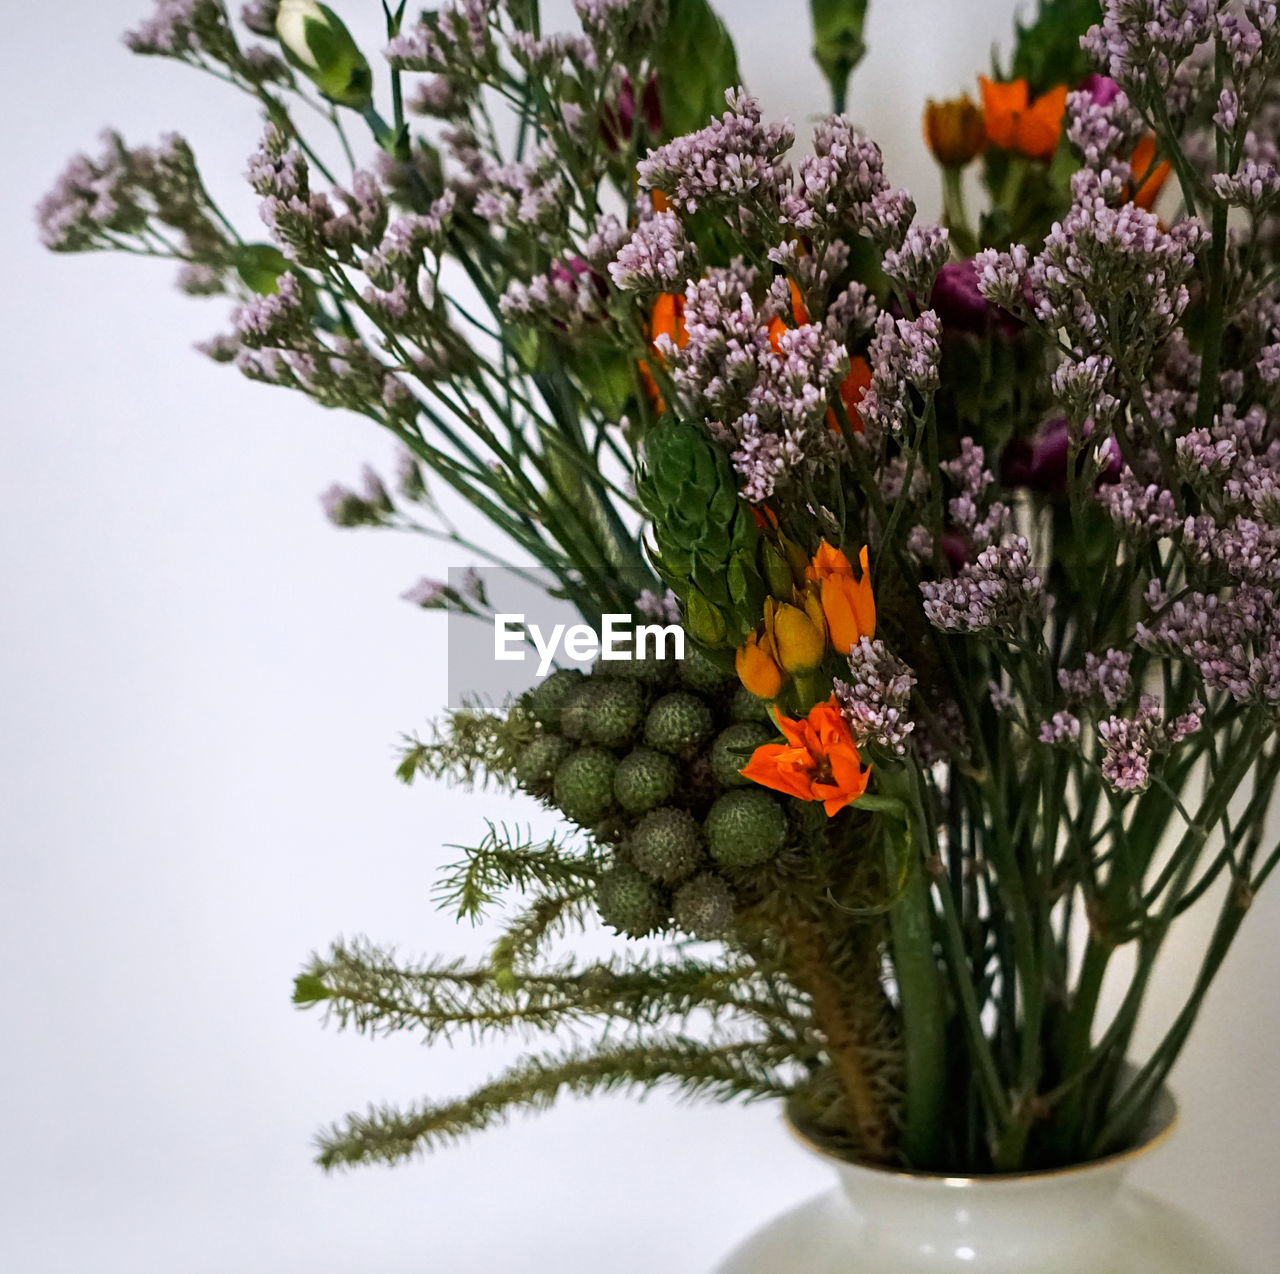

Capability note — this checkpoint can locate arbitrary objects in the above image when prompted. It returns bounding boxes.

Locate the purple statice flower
[641,90,787,201]
[320,481,385,528]
[501,257,609,335]
[1059,649,1133,709]
[1098,694,1204,793]
[240,0,278,36]
[574,0,663,46]
[1213,159,1280,212]
[824,279,879,343]
[36,131,148,250]
[409,75,470,119]
[920,535,1046,635]
[401,577,449,606]
[385,2,494,76]
[233,272,306,347]
[1097,469,1181,540]
[1139,581,1280,708]
[584,213,630,270]
[638,89,794,221]
[608,210,697,293]
[834,638,917,756]
[1082,0,1218,100]
[1065,83,1142,175]
[1259,342,1280,386]
[196,332,240,363]
[636,588,681,623]
[474,146,569,238]
[882,224,950,301]
[124,0,227,57]
[858,311,942,439]
[176,262,224,295]
[729,419,810,504]
[974,244,1030,314]
[1039,711,1082,746]
[988,680,1018,717]
[781,116,912,250]
[359,464,394,513]
[1050,354,1121,425]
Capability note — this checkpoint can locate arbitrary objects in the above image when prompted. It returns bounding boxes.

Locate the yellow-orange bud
[767,598,827,674]
[736,631,785,700]
[923,95,986,167]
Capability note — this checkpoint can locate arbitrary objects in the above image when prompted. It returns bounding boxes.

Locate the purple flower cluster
[385,2,495,79]
[834,639,917,756]
[502,258,610,336]
[1059,649,1134,709]
[1082,0,1218,101]
[1139,582,1280,708]
[858,311,942,439]
[920,536,1046,635]
[943,438,1008,548]
[608,210,698,294]
[637,90,794,222]
[782,115,915,251]
[882,224,951,301]
[1098,694,1204,793]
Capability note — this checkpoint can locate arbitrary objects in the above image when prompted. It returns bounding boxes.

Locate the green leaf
[1009,0,1103,94]
[809,0,869,113]
[652,0,741,141]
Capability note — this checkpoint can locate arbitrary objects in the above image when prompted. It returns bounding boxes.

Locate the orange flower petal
[979,76,1028,150]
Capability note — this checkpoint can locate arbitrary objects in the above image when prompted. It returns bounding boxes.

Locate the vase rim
[783,1084,1179,1187]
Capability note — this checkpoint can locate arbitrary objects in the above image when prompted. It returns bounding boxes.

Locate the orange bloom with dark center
[979,77,1068,162]
[740,696,870,816]
[1129,134,1171,210]
[924,95,986,167]
[805,542,875,653]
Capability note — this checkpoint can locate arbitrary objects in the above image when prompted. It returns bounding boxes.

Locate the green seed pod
[644,691,714,755]
[674,872,735,939]
[529,668,585,729]
[614,748,680,815]
[705,789,787,869]
[611,646,675,684]
[515,733,573,797]
[729,684,773,724]
[630,807,703,884]
[596,863,666,937]
[679,643,734,695]
[710,722,776,788]
[559,680,600,740]
[553,747,618,827]
[584,680,646,749]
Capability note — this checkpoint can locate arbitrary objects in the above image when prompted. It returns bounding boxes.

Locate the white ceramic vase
[713,1092,1252,1274]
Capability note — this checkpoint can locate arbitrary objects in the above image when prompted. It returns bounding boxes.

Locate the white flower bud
[275,0,372,110]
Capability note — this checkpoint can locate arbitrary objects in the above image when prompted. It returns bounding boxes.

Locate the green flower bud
[630,807,703,884]
[596,862,666,938]
[515,734,573,797]
[683,589,727,647]
[644,691,714,756]
[276,0,373,109]
[584,680,645,749]
[710,722,776,789]
[674,872,735,939]
[528,668,585,730]
[553,748,617,827]
[705,789,786,869]
[614,748,679,815]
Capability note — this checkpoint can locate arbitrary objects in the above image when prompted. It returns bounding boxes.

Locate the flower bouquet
[40,0,1280,1200]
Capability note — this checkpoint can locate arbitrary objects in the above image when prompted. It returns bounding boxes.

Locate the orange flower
[924,95,986,167]
[650,292,688,349]
[639,292,688,414]
[979,77,1068,162]
[740,696,870,816]
[1129,134,1171,210]
[767,314,789,352]
[805,542,875,653]
[735,630,785,700]
[828,355,871,434]
[788,277,811,325]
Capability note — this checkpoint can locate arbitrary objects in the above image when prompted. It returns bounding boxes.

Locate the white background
[2,2,1277,1271]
